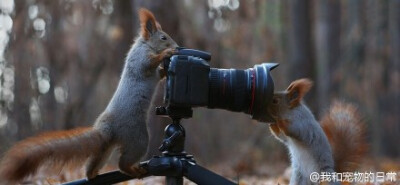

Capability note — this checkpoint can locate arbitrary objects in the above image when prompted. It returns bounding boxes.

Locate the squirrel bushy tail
[320,101,367,172]
[0,127,108,183]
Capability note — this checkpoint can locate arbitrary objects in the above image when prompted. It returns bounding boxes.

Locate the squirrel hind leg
[118,147,147,178]
[85,146,114,179]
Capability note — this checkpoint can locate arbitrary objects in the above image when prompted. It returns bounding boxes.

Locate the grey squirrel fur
[267,79,366,185]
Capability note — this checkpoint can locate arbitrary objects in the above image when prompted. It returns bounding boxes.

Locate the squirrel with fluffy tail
[267,79,367,185]
[0,8,178,183]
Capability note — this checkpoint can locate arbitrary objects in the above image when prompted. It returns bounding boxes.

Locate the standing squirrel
[0,8,178,183]
[267,79,367,185]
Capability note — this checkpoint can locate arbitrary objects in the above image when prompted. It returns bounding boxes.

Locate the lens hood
[251,63,279,122]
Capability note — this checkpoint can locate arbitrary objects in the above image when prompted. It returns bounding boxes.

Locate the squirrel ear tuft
[286,78,313,108]
[139,8,160,40]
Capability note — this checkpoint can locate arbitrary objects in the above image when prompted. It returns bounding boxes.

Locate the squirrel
[267,78,367,185]
[0,8,178,183]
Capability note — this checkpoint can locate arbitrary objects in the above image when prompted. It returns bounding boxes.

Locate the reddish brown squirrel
[0,8,178,184]
[267,78,367,185]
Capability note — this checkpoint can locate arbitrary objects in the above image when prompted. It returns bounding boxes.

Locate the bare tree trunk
[287,0,316,111]
[364,0,388,157]
[389,0,400,66]
[315,0,341,115]
[382,0,400,157]
[10,1,34,140]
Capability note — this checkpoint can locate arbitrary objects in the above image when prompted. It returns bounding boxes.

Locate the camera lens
[164,48,279,122]
[208,63,278,122]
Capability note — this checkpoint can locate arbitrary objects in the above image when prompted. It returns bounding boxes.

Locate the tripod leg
[61,170,150,185]
[166,176,183,185]
[185,164,237,185]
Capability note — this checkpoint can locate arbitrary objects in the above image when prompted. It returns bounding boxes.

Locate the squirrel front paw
[160,48,178,59]
[269,123,287,143]
[275,120,302,141]
[149,48,178,69]
[276,120,291,136]
[269,120,292,138]
[269,123,281,135]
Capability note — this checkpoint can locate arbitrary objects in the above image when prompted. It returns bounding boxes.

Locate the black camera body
[162,48,278,122]
[164,54,211,107]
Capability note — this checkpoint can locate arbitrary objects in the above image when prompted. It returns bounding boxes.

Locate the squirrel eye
[160,35,167,40]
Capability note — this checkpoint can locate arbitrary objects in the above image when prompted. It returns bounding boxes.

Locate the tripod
[62,106,237,185]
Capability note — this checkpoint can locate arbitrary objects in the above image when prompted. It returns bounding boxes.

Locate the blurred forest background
[0,0,399,183]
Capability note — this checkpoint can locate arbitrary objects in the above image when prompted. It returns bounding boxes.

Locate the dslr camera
[161,47,278,122]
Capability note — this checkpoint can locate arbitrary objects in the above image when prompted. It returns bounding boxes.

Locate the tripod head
[155,106,192,154]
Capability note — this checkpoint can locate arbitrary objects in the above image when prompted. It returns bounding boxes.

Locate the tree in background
[0,0,398,176]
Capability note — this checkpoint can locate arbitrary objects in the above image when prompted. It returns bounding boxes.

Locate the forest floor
[23,157,399,185]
